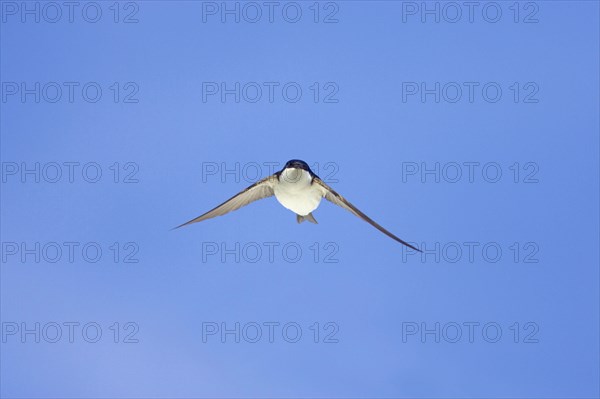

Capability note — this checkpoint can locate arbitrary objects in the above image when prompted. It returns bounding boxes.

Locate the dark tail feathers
[296,213,318,224]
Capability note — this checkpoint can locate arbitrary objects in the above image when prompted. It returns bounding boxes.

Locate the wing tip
[171,219,197,230]
[405,242,422,253]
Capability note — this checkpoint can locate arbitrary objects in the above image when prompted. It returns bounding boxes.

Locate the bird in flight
[176,159,421,251]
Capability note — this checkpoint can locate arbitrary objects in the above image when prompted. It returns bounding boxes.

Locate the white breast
[274,168,323,216]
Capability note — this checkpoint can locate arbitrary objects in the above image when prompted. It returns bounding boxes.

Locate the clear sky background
[1,1,599,398]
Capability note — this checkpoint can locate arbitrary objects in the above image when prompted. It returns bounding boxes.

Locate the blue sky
[1,1,599,398]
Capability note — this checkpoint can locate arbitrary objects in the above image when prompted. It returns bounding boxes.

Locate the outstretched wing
[174,175,277,229]
[314,178,422,252]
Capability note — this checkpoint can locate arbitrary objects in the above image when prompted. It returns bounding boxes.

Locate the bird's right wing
[174,175,277,228]
[314,177,422,252]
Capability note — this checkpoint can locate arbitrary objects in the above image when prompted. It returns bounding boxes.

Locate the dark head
[278,159,318,182]
[283,159,311,172]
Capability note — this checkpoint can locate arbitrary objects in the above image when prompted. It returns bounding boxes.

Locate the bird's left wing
[314,177,422,252]
[175,175,277,229]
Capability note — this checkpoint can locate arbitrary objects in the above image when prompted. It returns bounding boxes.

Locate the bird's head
[279,159,315,183]
[283,159,311,171]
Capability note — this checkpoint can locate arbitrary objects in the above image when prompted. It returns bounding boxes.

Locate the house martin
[176,159,421,252]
